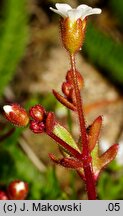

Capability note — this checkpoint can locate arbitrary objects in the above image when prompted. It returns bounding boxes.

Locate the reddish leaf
[45,112,56,133]
[100,144,118,168]
[88,116,102,152]
[53,89,76,111]
[49,153,83,169]
[92,143,118,181]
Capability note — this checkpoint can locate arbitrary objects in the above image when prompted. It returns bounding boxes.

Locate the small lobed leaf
[88,116,102,152]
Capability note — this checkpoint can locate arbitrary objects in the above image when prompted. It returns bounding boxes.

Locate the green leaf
[91,143,101,180]
[83,22,123,85]
[0,0,28,96]
[53,123,80,152]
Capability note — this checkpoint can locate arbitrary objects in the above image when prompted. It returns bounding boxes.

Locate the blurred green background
[0,0,123,200]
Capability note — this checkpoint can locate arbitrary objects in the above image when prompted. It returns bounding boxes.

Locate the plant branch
[70,54,88,156]
[70,54,96,200]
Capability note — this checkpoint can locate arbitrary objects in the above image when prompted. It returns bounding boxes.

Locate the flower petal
[77,4,91,10]
[56,3,72,14]
[81,8,102,20]
[67,9,83,22]
[49,7,65,17]
[50,3,72,18]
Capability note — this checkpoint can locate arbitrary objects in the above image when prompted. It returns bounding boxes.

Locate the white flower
[50,3,101,22]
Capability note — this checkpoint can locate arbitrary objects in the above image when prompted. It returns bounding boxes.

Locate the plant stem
[70,54,96,200]
[78,167,96,200]
[70,54,88,156]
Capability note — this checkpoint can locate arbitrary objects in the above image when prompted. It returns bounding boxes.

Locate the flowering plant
[3,3,118,200]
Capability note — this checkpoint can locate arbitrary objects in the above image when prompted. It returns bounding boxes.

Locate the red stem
[70,54,96,200]
[70,55,88,156]
[78,167,96,200]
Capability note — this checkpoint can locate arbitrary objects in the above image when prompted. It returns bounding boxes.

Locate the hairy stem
[70,54,96,200]
[70,54,88,156]
[78,167,96,200]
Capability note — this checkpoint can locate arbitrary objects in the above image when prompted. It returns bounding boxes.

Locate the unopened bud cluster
[3,103,56,135]
[29,105,55,134]
[62,70,83,105]
[29,105,46,133]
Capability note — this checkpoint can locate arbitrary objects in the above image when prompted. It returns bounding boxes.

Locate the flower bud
[0,191,8,200]
[66,69,84,90]
[45,112,55,133]
[30,120,45,134]
[62,81,72,97]
[7,180,28,200]
[29,105,45,122]
[60,17,86,54]
[3,104,29,127]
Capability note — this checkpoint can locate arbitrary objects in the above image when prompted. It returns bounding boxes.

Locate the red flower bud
[62,81,72,97]
[66,70,84,90]
[30,120,45,133]
[45,112,55,133]
[29,105,45,122]
[0,190,8,200]
[7,180,28,200]
[3,104,29,127]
